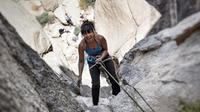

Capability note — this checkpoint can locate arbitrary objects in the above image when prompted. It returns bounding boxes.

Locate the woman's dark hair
[81,20,95,35]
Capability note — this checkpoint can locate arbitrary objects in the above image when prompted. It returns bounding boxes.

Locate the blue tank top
[85,39,102,64]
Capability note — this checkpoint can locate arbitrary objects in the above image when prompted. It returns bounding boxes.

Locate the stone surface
[19,0,44,16]
[0,0,51,55]
[1,0,200,112]
[95,0,160,60]
[41,0,58,11]
[0,13,83,112]
[118,12,200,112]
[146,0,200,35]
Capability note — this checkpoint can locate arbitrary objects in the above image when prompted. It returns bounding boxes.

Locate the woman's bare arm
[78,43,85,87]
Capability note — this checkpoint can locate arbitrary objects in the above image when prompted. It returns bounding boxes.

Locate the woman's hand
[95,55,103,63]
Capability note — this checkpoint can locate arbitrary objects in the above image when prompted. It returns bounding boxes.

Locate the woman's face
[83,30,94,40]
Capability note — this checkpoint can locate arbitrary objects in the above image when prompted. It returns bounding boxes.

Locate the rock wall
[146,0,200,35]
[41,0,59,11]
[0,13,83,112]
[0,0,51,54]
[0,0,83,87]
[95,0,161,60]
[117,12,200,112]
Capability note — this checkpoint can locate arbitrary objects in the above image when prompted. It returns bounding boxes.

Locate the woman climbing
[77,20,120,106]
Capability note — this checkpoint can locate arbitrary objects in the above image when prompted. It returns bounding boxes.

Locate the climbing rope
[89,58,155,112]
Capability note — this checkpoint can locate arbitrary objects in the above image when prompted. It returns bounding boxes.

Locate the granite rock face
[0,0,51,55]
[117,12,200,112]
[95,0,160,60]
[146,0,200,35]
[0,13,83,112]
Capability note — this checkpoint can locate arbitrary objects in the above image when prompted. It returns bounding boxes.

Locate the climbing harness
[89,58,155,112]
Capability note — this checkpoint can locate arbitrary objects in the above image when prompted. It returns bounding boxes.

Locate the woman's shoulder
[96,34,104,38]
[96,34,105,41]
[78,39,86,49]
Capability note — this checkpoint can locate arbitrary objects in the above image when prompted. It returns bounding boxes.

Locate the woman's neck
[84,35,96,43]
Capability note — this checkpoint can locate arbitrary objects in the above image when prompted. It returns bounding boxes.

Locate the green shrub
[74,26,81,36]
[179,101,200,112]
[79,0,96,10]
[36,12,55,26]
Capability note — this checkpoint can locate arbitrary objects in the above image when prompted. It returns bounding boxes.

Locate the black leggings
[88,58,121,105]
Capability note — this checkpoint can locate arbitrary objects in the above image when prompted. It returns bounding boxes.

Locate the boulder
[0,13,83,112]
[118,12,200,112]
[0,0,52,55]
[95,0,160,60]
